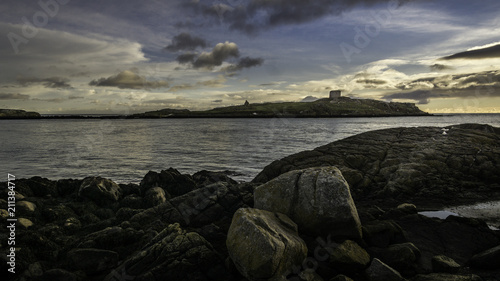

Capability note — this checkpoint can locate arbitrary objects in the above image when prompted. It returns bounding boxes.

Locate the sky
[1,0,500,114]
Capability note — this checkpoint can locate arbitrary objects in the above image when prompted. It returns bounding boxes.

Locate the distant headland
[0,91,431,119]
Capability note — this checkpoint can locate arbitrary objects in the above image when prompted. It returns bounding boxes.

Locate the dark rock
[469,244,500,270]
[67,248,118,274]
[298,269,325,281]
[118,183,141,197]
[41,268,82,281]
[330,275,354,281]
[78,226,144,257]
[254,166,362,239]
[143,186,168,207]
[56,179,82,197]
[192,170,238,187]
[365,258,406,281]
[16,177,58,197]
[226,208,307,281]
[105,223,222,281]
[140,168,197,197]
[363,220,407,248]
[410,273,483,281]
[78,177,121,206]
[330,240,371,273]
[119,194,144,209]
[116,207,143,221]
[42,204,77,223]
[253,124,500,206]
[431,255,461,273]
[370,243,420,275]
[395,214,500,271]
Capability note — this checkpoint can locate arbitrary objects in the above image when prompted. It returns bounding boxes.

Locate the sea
[1,114,499,184]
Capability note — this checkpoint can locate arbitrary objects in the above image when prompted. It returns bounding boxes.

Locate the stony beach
[1,124,499,281]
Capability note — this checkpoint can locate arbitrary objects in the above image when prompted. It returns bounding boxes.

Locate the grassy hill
[133,97,430,118]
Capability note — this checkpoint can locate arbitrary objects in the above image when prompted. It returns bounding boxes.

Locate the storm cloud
[441,43,500,60]
[165,33,207,52]
[191,0,410,34]
[89,70,169,89]
[222,56,264,73]
[193,41,240,69]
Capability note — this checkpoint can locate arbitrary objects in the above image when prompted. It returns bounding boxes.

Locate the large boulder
[431,255,460,273]
[254,166,362,239]
[226,208,308,281]
[410,273,482,281]
[253,124,500,205]
[78,177,121,206]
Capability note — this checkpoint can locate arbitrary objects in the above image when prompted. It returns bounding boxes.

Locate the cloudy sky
[1,0,500,114]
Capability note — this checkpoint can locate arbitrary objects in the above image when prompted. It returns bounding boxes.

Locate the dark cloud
[165,33,207,52]
[0,93,30,100]
[441,43,500,60]
[430,64,452,71]
[189,0,410,34]
[176,53,198,64]
[193,41,240,69]
[222,56,264,73]
[89,70,169,89]
[383,90,445,104]
[17,76,72,89]
[356,79,387,85]
[212,99,223,103]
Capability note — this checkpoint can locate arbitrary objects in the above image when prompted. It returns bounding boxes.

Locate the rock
[330,240,371,273]
[143,186,168,207]
[18,217,34,229]
[330,275,354,281]
[410,273,483,281]
[120,194,144,209]
[67,248,118,274]
[63,217,82,232]
[116,207,143,221]
[17,201,36,213]
[253,124,500,205]
[16,177,58,197]
[78,226,144,257]
[140,168,196,197]
[56,179,82,197]
[431,255,460,274]
[365,258,406,281]
[370,243,420,275]
[254,166,362,238]
[299,269,325,281]
[41,268,81,281]
[363,220,407,247]
[226,208,308,281]
[469,244,500,270]
[78,176,121,206]
[0,109,41,118]
[192,170,238,187]
[42,205,77,223]
[105,223,222,281]
[385,204,418,219]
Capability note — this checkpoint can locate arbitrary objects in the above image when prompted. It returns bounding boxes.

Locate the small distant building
[329,90,341,99]
[244,100,250,106]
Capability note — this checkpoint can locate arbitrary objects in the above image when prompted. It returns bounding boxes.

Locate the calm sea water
[1,114,499,184]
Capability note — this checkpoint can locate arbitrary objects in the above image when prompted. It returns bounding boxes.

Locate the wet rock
[56,179,82,197]
[63,217,82,232]
[67,248,118,274]
[330,240,371,273]
[253,124,500,205]
[140,168,196,197]
[105,223,221,281]
[143,186,168,207]
[119,194,144,209]
[78,226,144,257]
[17,177,58,197]
[469,244,500,270]
[431,255,460,274]
[410,273,482,281]
[363,220,407,248]
[226,208,307,281]
[365,258,406,281]
[255,166,362,239]
[78,177,121,206]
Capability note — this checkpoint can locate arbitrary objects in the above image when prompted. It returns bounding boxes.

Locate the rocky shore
[1,124,499,281]
[0,109,41,119]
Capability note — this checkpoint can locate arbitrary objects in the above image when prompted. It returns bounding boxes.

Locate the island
[0,109,41,118]
[132,92,430,118]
